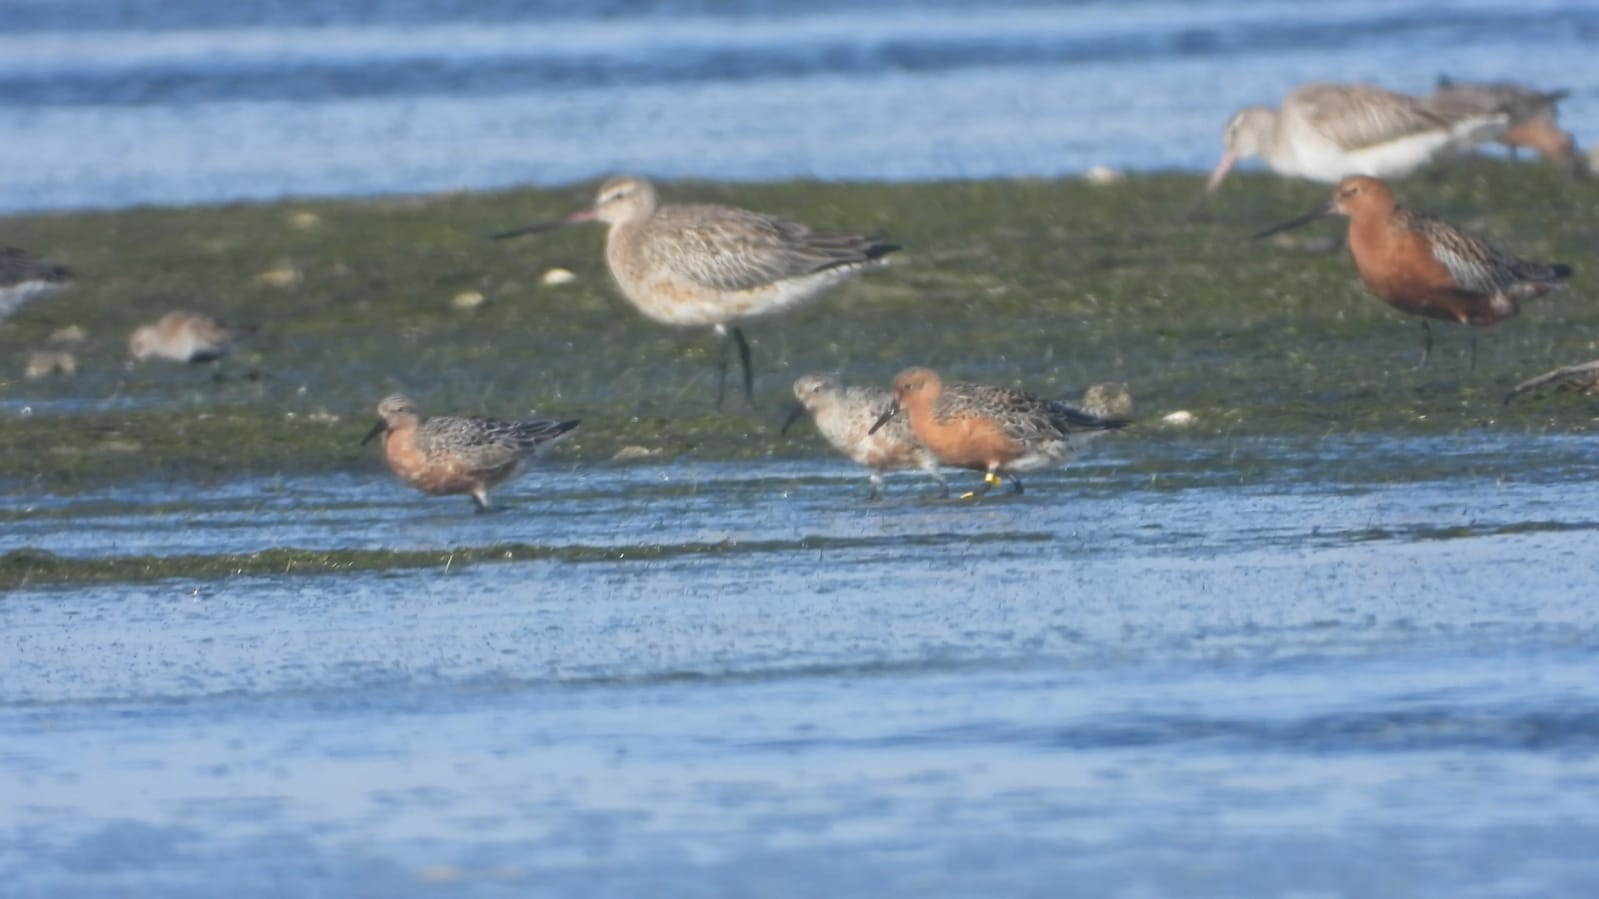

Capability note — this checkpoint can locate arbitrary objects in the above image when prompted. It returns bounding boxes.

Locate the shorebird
[0,247,74,322]
[1504,359,1599,403]
[493,175,898,408]
[1423,77,1578,171]
[1254,175,1573,366]
[868,367,1130,498]
[1203,82,1507,197]
[781,373,947,499]
[128,311,258,363]
[361,394,579,512]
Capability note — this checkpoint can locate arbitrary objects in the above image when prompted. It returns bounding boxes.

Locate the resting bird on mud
[128,310,258,364]
[0,247,74,322]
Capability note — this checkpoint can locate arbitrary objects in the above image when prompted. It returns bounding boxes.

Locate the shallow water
[5,435,1599,896]
[1,0,1596,212]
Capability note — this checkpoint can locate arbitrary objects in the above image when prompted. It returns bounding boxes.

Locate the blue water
[1,0,1596,212]
[5,439,1599,896]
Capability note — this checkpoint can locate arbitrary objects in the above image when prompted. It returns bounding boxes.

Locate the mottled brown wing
[1294,84,1449,149]
[1408,211,1570,295]
[1426,78,1566,126]
[417,416,571,470]
[648,204,896,292]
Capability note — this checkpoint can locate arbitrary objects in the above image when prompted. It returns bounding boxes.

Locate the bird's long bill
[489,207,598,240]
[779,403,808,437]
[1202,151,1237,196]
[1182,152,1238,220]
[360,419,387,446]
[866,400,900,436]
[1251,202,1334,241]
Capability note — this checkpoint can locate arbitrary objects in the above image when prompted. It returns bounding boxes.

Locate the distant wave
[0,2,1591,107]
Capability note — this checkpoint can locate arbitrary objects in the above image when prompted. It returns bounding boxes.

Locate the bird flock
[4,78,1590,510]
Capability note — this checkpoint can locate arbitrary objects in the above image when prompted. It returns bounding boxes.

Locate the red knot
[493,175,898,408]
[362,393,579,512]
[128,311,258,364]
[869,367,1130,498]
[0,247,73,322]
[1254,175,1573,366]
[782,373,947,500]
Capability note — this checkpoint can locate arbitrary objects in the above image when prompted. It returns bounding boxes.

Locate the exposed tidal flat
[2,164,1598,584]
[4,168,1599,896]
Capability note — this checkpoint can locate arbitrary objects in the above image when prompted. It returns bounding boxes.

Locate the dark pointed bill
[489,207,598,240]
[360,419,387,445]
[1251,203,1334,241]
[779,402,809,437]
[866,401,899,435]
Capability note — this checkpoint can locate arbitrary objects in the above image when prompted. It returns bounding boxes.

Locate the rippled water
[1,0,1596,212]
[5,436,1599,896]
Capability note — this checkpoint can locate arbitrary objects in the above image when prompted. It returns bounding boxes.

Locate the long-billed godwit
[493,175,898,408]
[361,394,579,512]
[1254,175,1573,366]
[1423,77,1578,171]
[128,311,259,364]
[868,367,1129,498]
[0,247,73,322]
[1204,82,1506,196]
[782,373,947,499]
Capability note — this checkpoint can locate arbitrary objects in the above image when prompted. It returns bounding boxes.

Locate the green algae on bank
[2,162,1597,491]
[1,531,1055,591]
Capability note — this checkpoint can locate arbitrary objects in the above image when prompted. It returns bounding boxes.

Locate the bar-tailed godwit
[1254,175,1573,365]
[1423,77,1577,171]
[362,394,579,512]
[1205,82,1506,196]
[868,367,1129,498]
[0,247,73,321]
[128,311,258,363]
[493,176,898,408]
[782,373,947,499]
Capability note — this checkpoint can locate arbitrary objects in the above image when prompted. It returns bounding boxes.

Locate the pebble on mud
[450,290,486,310]
[540,268,577,286]
[1083,165,1127,185]
[612,445,663,461]
[1161,410,1197,427]
[254,265,302,288]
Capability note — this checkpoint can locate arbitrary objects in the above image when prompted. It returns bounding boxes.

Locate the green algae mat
[3,161,1596,490]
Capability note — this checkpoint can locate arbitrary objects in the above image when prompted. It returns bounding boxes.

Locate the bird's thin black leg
[714,328,731,410]
[732,326,754,407]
